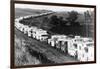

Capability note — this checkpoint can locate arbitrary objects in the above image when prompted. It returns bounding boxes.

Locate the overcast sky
[15,4,94,12]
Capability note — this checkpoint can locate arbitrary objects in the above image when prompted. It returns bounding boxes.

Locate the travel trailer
[56,37,72,53]
[27,26,37,37]
[48,35,67,47]
[23,25,29,34]
[68,36,94,61]
[35,29,48,41]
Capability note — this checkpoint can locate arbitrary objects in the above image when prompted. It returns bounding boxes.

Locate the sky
[15,3,94,12]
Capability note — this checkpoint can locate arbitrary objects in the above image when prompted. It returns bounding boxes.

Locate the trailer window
[83,54,84,57]
[73,44,77,48]
[59,41,62,45]
[86,43,94,47]
[30,30,33,33]
[79,46,81,50]
[42,35,48,36]
[84,47,88,53]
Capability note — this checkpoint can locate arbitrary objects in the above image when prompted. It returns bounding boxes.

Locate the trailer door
[65,42,68,54]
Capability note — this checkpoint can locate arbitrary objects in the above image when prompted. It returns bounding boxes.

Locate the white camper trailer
[16,23,23,31]
[15,19,19,23]
[76,38,94,61]
[15,17,24,30]
[20,24,25,32]
[48,38,57,47]
[15,22,19,29]
[27,27,32,37]
[23,25,29,34]
[35,29,48,41]
[67,36,82,57]
[18,17,24,20]
[68,36,94,61]
[31,27,38,38]
[27,26,37,37]
[24,15,30,19]
[15,19,21,29]
[56,37,72,53]
[48,35,67,47]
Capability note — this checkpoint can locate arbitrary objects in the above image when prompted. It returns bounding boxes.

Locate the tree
[49,15,59,26]
[66,11,79,26]
[58,16,66,27]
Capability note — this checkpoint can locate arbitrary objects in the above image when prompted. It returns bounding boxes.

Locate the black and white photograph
[11,1,96,68]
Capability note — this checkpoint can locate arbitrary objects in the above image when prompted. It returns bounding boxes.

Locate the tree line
[19,10,93,37]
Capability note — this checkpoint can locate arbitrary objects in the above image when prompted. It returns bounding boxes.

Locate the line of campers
[48,35,94,61]
[15,22,48,41]
[15,15,94,62]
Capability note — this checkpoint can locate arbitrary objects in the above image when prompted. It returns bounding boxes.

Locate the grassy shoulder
[15,34,41,66]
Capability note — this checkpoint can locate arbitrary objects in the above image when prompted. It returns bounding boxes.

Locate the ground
[15,28,78,66]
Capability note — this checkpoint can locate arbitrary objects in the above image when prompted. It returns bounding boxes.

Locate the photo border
[10,0,96,69]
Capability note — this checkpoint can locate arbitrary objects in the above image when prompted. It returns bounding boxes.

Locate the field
[15,27,78,66]
[15,29,41,66]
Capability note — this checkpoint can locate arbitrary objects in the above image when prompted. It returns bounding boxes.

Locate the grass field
[15,32,41,66]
